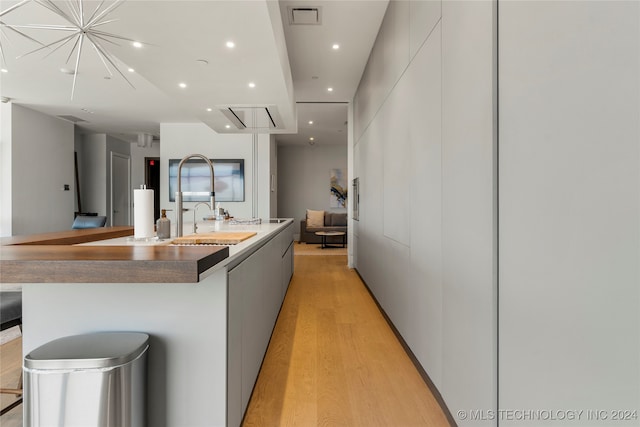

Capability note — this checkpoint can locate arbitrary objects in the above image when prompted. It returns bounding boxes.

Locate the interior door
[111,152,131,226]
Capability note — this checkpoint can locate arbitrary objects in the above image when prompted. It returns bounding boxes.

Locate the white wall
[5,105,75,235]
[256,134,274,221]
[78,134,107,216]
[130,141,160,190]
[105,135,131,225]
[277,144,347,240]
[353,1,496,425]
[269,135,277,218]
[160,123,274,227]
[0,103,12,236]
[76,133,132,225]
[498,1,640,423]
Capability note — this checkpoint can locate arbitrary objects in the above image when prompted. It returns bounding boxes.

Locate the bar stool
[0,291,22,415]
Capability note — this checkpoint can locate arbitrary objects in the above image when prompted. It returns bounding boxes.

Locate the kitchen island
[0,219,294,427]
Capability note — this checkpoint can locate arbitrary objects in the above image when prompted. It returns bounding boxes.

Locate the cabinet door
[227,265,245,427]
[281,242,293,300]
[227,234,285,425]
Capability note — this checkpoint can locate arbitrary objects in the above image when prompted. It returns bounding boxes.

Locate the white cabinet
[280,222,294,299]
[227,224,294,426]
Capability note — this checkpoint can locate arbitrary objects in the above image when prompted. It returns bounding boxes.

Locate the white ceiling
[0,0,388,145]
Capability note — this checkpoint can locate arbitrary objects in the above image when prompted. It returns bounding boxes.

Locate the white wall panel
[354,1,497,424]
[410,1,442,60]
[382,66,411,246]
[499,2,640,423]
[441,2,497,424]
[408,21,443,387]
[355,120,385,298]
[354,1,411,142]
[382,0,410,92]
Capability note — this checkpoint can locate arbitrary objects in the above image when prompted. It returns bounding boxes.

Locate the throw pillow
[306,209,325,228]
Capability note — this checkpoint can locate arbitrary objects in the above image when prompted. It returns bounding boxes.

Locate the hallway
[242,249,450,426]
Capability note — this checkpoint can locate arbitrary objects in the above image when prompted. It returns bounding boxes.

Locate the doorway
[110,152,131,226]
[145,157,160,222]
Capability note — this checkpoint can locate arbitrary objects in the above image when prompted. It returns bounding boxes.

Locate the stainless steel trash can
[24,332,149,427]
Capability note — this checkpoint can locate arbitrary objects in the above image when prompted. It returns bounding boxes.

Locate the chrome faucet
[175,154,215,237]
[192,202,212,234]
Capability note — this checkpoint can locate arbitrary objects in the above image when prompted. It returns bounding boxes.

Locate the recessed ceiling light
[60,67,75,75]
[308,120,313,125]
[248,82,256,88]
[196,59,209,66]
[332,44,340,50]
[0,68,7,73]
[132,41,143,48]
[226,41,235,48]
[225,124,231,129]
[327,87,333,92]
[309,137,315,141]
[128,68,135,73]
[206,108,212,112]
[179,82,187,89]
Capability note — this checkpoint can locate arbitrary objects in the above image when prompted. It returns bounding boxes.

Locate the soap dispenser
[156,209,171,239]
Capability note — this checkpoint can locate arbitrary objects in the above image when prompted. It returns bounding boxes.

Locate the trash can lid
[24,332,149,370]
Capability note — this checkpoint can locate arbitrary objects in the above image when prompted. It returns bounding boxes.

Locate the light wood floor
[242,255,450,427]
[293,241,347,256]
[0,331,22,427]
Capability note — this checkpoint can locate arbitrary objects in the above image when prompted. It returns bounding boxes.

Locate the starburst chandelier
[5,0,139,99]
[0,0,42,67]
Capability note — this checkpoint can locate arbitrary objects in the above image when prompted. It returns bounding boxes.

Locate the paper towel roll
[134,187,154,238]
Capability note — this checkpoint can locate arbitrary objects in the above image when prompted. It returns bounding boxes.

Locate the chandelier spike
[70,33,84,99]
[6,0,139,96]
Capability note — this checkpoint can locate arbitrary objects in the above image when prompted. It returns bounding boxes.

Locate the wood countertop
[1,226,135,246]
[1,227,229,283]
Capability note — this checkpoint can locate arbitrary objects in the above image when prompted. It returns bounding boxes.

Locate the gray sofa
[299,211,347,244]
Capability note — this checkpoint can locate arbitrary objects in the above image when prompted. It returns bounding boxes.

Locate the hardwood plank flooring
[0,332,22,427]
[243,255,450,427]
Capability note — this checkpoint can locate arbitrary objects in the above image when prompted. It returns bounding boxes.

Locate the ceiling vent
[57,115,87,123]
[219,106,282,131]
[288,6,322,25]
